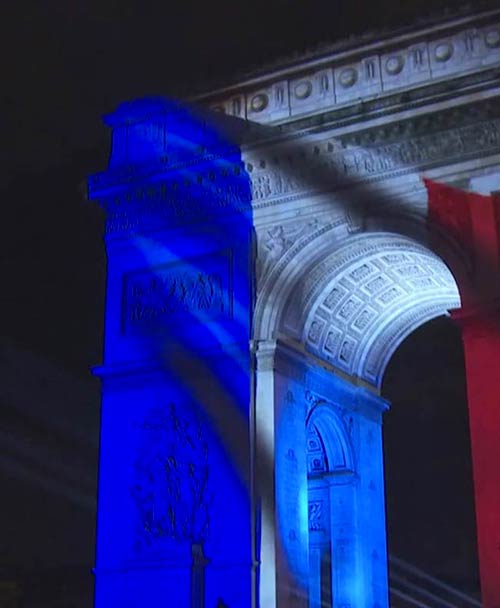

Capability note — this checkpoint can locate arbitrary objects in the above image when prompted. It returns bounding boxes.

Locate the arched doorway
[306,403,356,608]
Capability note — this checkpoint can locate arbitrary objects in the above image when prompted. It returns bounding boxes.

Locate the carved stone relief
[131,403,212,549]
[247,101,500,206]
[306,389,357,474]
[254,209,363,301]
[122,251,232,335]
[95,167,251,234]
[308,500,324,531]
[307,424,328,475]
[257,217,326,283]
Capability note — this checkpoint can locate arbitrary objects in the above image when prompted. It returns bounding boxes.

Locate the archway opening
[271,230,476,606]
[382,315,480,600]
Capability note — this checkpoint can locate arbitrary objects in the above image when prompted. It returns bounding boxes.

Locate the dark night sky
[0,0,487,602]
[383,317,479,590]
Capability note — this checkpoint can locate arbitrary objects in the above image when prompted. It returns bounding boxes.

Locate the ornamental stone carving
[246,99,500,206]
[338,67,358,88]
[131,403,212,547]
[308,501,323,531]
[257,217,326,282]
[122,251,232,335]
[486,28,500,48]
[294,81,313,99]
[201,14,500,124]
[251,94,268,112]
[434,41,454,62]
[385,55,405,75]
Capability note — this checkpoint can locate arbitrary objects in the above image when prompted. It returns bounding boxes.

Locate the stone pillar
[88,99,255,608]
[254,340,309,608]
[254,340,389,608]
[254,340,278,608]
[355,387,390,608]
[328,476,359,606]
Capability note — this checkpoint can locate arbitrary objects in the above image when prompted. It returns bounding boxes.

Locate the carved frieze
[122,250,232,335]
[257,217,326,281]
[98,98,500,238]
[248,103,500,205]
[101,175,251,235]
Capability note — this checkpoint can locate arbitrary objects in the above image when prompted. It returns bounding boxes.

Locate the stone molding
[255,231,460,387]
[252,338,277,372]
[254,337,379,395]
[198,11,500,126]
[245,99,500,206]
[93,341,251,386]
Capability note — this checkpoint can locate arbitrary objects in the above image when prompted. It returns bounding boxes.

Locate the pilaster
[253,339,389,608]
[89,98,255,608]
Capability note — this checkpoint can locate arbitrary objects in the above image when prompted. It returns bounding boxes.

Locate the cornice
[94,96,500,237]
[194,8,500,101]
[196,11,500,128]
[241,68,500,150]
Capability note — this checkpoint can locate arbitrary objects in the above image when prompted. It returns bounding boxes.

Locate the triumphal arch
[88,8,500,608]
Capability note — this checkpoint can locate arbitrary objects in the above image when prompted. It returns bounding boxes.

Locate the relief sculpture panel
[122,250,233,335]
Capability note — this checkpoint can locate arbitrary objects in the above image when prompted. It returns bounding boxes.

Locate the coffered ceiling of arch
[293,235,460,387]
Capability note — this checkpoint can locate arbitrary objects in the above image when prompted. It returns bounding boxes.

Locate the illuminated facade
[89,9,500,608]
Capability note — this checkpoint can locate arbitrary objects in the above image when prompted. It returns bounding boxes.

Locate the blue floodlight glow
[89,98,255,608]
[88,97,390,608]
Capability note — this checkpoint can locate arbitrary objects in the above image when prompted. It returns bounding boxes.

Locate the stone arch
[305,400,362,608]
[254,214,355,341]
[253,190,474,352]
[306,402,355,476]
[256,226,462,387]
[256,217,475,606]
[299,232,461,387]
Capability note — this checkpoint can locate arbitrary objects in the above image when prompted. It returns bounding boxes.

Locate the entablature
[243,93,500,213]
[196,9,500,128]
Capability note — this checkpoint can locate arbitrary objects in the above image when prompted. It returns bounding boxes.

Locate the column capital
[251,339,278,372]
